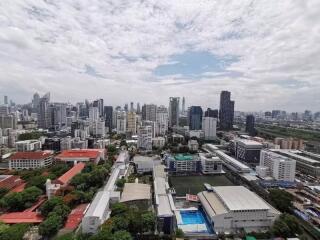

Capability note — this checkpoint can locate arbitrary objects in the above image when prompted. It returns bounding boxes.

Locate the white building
[134,155,161,174]
[138,125,152,150]
[91,120,106,138]
[199,153,223,174]
[116,111,127,134]
[145,104,157,122]
[156,106,168,136]
[202,117,217,140]
[257,150,296,182]
[15,140,42,152]
[198,186,280,234]
[9,151,54,170]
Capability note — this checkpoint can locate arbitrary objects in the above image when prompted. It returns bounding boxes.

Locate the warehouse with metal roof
[198,186,280,233]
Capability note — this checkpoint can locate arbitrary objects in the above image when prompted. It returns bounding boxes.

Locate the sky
[0,0,319,112]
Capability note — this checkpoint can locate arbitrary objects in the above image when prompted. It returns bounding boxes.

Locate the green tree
[50,204,71,220]
[0,224,30,240]
[0,188,9,198]
[112,215,129,231]
[282,214,302,235]
[175,228,184,238]
[141,212,155,232]
[269,189,293,213]
[18,131,42,141]
[40,196,64,217]
[39,213,63,237]
[26,175,48,191]
[54,233,74,240]
[115,179,126,189]
[110,203,128,217]
[112,230,132,240]
[271,218,291,238]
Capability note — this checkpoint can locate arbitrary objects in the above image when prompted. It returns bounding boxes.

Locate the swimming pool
[180,210,206,225]
[177,209,214,233]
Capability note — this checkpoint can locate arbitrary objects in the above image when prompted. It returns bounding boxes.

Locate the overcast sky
[0,0,319,112]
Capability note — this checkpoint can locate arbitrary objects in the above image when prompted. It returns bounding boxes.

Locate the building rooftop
[174,154,195,161]
[10,151,53,160]
[153,165,167,179]
[214,186,271,211]
[56,150,100,159]
[237,139,263,148]
[0,212,43,224]
[84,191,110,218]
[120,183,151,202]
[64,204,89,230]
[56,162,85,185]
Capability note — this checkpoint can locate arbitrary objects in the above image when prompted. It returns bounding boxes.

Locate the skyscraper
[169,97,180,127]
[156,105,169,136]
[219,91,234,130]
[32,93,40,113]
[205,108,218,118]
[38,93,50,129]
[202,117,217,140]
[145,104,157,122]
[246,115,256,136]
[127,111,137,134]
[4,96,8,105]
[182,97,185,114]
[130,102,134,112]
[104,106,113,133]
[188,106,203,130]
[136,103,141,114]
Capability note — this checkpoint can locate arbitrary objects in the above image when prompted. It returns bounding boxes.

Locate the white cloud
[0,0,319,111]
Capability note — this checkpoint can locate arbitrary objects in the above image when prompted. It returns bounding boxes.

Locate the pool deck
[176,208,210,233]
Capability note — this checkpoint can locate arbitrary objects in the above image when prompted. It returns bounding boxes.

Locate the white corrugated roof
[213,186,270,211]
[120,183,151,202]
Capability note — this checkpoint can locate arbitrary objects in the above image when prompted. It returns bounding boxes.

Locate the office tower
[4,96,8,105]
[104,106,113,133]
[89,106,99,122]
[93,99,104,117]
[136,103,141,114]
[127,111,137,134]
[202,117,217,140]
[156,106,169,136]
[141,104,146,120]
[124,103,128,112]
[32,93,40,113]
[188,106,203,130]
[219,91,234,130]
[37,93,50,129]
[182,97,185,113]
[116,111,127,134]
[205,108,218,118]
[145,104,157,122]
[169,97,180,127]
[130,102,134,112]
[245,115,256,136]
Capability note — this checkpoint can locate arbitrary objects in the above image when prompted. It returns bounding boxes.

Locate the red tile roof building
[0,175,23,190]
[56,149,105,164]
[0,212,43,224]
[55,162,85,185]
[9,151,54,170]
[63,204,89,230]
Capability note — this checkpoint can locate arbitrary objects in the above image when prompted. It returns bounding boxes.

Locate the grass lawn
[169,175,235,196]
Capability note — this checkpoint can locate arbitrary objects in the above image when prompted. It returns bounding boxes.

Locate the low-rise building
[133,155,161,174]
[9,151,54,170]
[198,186,280,233]
[199,153,223,174]
[120,182,151,209]
[15,140,42,152]
[0,175,24,190]
[56,149,105,164]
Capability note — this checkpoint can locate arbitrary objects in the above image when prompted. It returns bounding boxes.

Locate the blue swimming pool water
[180,210,206,225]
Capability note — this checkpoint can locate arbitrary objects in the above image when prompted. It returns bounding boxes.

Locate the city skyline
[0,1,320,111]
